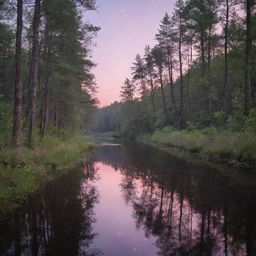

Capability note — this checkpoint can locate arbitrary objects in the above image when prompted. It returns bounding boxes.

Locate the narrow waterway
[1,143,256,256]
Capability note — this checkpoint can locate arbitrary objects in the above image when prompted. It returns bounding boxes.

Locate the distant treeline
[0,0,98,148]
[95,0,256,139]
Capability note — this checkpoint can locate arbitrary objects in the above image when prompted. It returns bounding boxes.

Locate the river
[0,142,256,256]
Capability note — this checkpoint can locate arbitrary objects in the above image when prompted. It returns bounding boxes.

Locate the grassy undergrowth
[0,134,93,212]
[140,127,256,168]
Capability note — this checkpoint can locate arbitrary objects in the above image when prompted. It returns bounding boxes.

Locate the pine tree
[28,0,41,148]
[156,13,177,111]
[38,0,98,134]
[151,46,168,123]
[12,0,23,147]
[132,54,148,98]
[144,45,156,112]
[244,0,253,115]
[223,0,230,111]
[120,78,135,102]
[174,0,186,128]
[183,0,219,125]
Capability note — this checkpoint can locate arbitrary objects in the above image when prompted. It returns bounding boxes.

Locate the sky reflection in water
[1,144,256,256]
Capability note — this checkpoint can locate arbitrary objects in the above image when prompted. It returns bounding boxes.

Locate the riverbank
[139,127,256,169]
[0,135,94,212]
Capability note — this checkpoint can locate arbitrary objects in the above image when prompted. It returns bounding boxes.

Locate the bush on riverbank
[0,134,93,211]
[142,127,256,167]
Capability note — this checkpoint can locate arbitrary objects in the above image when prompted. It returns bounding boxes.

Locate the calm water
[1,143,256,256]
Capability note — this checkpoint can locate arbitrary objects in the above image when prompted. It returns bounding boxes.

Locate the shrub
[148,127,256,166]
[245,108,256,133]
[0,97,12,148]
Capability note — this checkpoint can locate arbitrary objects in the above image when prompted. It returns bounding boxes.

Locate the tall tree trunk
[201,31,209,124]
[244,0,252,116]
[167,47,176,110]
[40,73,50,137]
[186,40,193,114]
[207,26,212,72]
[178,17,185,128]
[40,21,51,137]
[207,25,213,125]
[201,32,206,80]
[12,0,23,148]
[159,69,168,122]
[149,73,155,112]
[186,54,190,112]
[28,0,41,148]
[223,0,229,111]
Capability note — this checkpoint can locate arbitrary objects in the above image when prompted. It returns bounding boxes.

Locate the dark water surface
[1,143,256,256]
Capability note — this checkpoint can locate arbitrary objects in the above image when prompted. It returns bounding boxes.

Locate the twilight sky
[86,0,175,107]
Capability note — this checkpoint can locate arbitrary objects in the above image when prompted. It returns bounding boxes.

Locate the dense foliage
[0,0,98,148]
[95,0,256,141]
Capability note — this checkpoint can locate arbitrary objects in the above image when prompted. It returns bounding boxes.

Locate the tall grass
[0,135,93,211]
[148,127,256,166]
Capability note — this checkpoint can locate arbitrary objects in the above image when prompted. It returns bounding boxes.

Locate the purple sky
[85,0,175,107]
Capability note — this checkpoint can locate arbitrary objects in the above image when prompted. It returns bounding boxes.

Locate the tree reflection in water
[1,143,256,256]
[0,163,102,256]
[92,144,256,256]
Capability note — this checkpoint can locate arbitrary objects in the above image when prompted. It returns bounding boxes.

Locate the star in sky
[86,0,175,107]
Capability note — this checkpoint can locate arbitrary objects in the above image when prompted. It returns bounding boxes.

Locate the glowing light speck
[86,0,175,107]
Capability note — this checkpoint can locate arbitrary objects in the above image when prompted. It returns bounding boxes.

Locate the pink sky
[86,0,175,107]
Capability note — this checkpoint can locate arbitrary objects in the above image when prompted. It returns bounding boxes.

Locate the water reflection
[92,144,256,256]
[0,164,102,256]
[1,143,256,256]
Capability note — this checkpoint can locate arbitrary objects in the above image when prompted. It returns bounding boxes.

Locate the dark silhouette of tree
[244,0,253,115]
[156,13,177,113]
[12,0,23,147]
[151,46,169,123]
[174,0,186,128]
[132,54,148,98]
[120,78,135,102]
[144,45,156,112]
[28,0,41,148]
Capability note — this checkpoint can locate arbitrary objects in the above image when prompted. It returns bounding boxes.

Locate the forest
[1,1,256,255]
[0,0,98,148]
[0,0,98,209]
[95,0,256,167]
